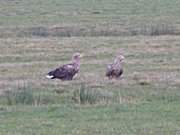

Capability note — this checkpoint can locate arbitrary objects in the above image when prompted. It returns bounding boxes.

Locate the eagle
[106,54,125,79]
[46,52,82,80]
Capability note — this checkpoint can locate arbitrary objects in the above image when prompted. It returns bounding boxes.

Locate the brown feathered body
[106,55,124,79]
[46,53,81,80]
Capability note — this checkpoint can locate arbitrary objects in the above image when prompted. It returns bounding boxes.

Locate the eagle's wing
[106,63,113,76]
[106,63,123,78]
[57,64,74,76]
[46,63,78,80]
[47,67,67,79]
[62,63,75,70]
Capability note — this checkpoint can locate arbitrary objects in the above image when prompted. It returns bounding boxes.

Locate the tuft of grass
[129,23,179,36]
[2,86,58,106]
[72,83,114,105]
[72,83,98,104]
[140,23,178,36]
[4,88,34,105]
[20,26,50,37]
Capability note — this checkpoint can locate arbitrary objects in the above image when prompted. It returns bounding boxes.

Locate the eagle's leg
[108,76,113,79]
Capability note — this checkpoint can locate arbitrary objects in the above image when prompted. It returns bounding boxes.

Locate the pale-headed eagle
[106,53,125,79]
[46,53,82,80]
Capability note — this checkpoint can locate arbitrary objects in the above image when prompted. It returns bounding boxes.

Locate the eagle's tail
[46,74,55,79]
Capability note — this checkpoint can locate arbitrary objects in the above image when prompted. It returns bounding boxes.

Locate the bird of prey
[106,53,125,79]
[46,52,82,80]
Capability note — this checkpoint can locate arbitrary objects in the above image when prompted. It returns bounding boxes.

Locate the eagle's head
[72,52,82,60]
[113,53,125,64]
[113,50,125,63]
[72,52,83,69]
[117,54,125,62]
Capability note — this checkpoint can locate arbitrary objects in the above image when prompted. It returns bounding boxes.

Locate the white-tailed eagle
[46,52,82,80]
[106,53,125,79]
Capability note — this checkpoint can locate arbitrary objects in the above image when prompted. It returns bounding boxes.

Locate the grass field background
[0,0,180,135]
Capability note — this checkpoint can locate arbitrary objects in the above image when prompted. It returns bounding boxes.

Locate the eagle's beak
[80,53,84,58]
[119,55,125,61]
[121,55,125,60]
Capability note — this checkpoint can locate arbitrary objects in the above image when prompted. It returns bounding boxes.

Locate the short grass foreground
[0,102,179,135]
[0,0,180,134]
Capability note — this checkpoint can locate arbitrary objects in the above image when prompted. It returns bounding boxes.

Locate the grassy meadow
[0,0,180,134]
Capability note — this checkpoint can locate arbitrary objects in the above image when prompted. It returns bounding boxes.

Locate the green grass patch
[0,0,180,134]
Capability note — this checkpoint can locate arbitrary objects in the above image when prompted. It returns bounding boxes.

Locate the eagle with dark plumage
[46,53,82,80]
[106,54,125,79]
